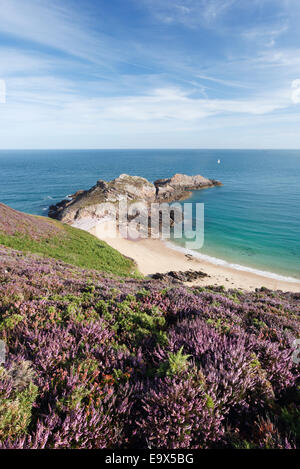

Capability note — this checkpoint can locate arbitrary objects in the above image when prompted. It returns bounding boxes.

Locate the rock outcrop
[49,174,156,224]
[151,269,209,283]
[48,173,222,225]
[154,173,222,202]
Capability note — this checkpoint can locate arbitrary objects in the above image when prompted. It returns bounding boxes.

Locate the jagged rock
[154,173,222,202]
[49,174,156,223]
[151,269,208,283]
[48,173,222,225]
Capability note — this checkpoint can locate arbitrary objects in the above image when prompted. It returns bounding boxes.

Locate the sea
[0,149,299,282]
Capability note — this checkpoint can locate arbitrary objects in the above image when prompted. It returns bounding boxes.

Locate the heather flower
[0,245,299,448]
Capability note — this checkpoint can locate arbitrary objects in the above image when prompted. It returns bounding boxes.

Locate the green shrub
[156,347,191,378]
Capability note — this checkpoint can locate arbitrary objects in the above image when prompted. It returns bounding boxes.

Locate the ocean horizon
[0,148,299,282]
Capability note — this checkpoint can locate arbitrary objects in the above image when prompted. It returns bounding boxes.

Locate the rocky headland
[48,173,222,226]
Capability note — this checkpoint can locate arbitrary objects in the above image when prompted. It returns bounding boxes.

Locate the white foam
[164,241,300,284]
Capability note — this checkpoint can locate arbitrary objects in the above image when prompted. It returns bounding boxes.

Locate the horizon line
[1,148,300,151]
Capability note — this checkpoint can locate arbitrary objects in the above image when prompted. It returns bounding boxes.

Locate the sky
[0,0,300,149]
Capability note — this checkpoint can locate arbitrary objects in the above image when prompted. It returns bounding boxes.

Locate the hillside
[0,243,299,448]
[0,203,136,277]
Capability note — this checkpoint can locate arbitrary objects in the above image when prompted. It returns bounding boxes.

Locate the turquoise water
[0,149,299,280]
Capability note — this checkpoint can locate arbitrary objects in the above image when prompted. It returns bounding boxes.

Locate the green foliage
[111,298,166,345]
[57,385,90,412]
[75,358,99,377]
[279,405,300,443]
[136,288,150,299]
[0,364,38,440]
[275,387,300,445]
[230,438,256,449]
[250,353,261,369]
[156,347,191,378]
[112,368,131,383]
[155,330,169,347]
[0,313,24,331]
[227,294,241,303]
[96,300,112,321]
[206,317,231,334]
[252,317,267,329]
[205,394,215,410]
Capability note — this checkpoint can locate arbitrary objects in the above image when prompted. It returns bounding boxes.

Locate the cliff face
[48,173,222,224]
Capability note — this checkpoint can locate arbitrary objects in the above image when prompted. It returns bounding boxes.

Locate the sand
[88,221,300,292]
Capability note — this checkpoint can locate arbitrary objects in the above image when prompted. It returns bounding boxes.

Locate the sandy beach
[87,221,300,292]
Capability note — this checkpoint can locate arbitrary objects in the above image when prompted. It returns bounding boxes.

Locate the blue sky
[0,0,300,149]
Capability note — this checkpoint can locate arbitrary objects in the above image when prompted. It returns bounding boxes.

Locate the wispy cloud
[197,74,252,89]
[242,23,289,48]
[0,0,300,148]
[140,0,239,27]
[0,85,290,132]
[0,0,135,67]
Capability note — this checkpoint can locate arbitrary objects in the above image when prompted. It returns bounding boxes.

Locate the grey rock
[48,173,222,225]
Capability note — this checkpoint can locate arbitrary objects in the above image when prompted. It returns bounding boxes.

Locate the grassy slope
[0,203,136,277]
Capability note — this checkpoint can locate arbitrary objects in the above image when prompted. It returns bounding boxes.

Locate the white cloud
[0,49,54,75]
[201,0,237,23]
[0,85,290,135]
[291,79,300,103]
[57,87,291,124]
[254,49,300,68]
[242,23,288,48]
[0,79,6,103]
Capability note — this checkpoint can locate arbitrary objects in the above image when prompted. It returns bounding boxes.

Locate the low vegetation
[0,245,299,449]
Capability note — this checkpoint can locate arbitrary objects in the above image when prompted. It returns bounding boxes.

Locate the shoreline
[164,241,300,284]
[88,221,300,292]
